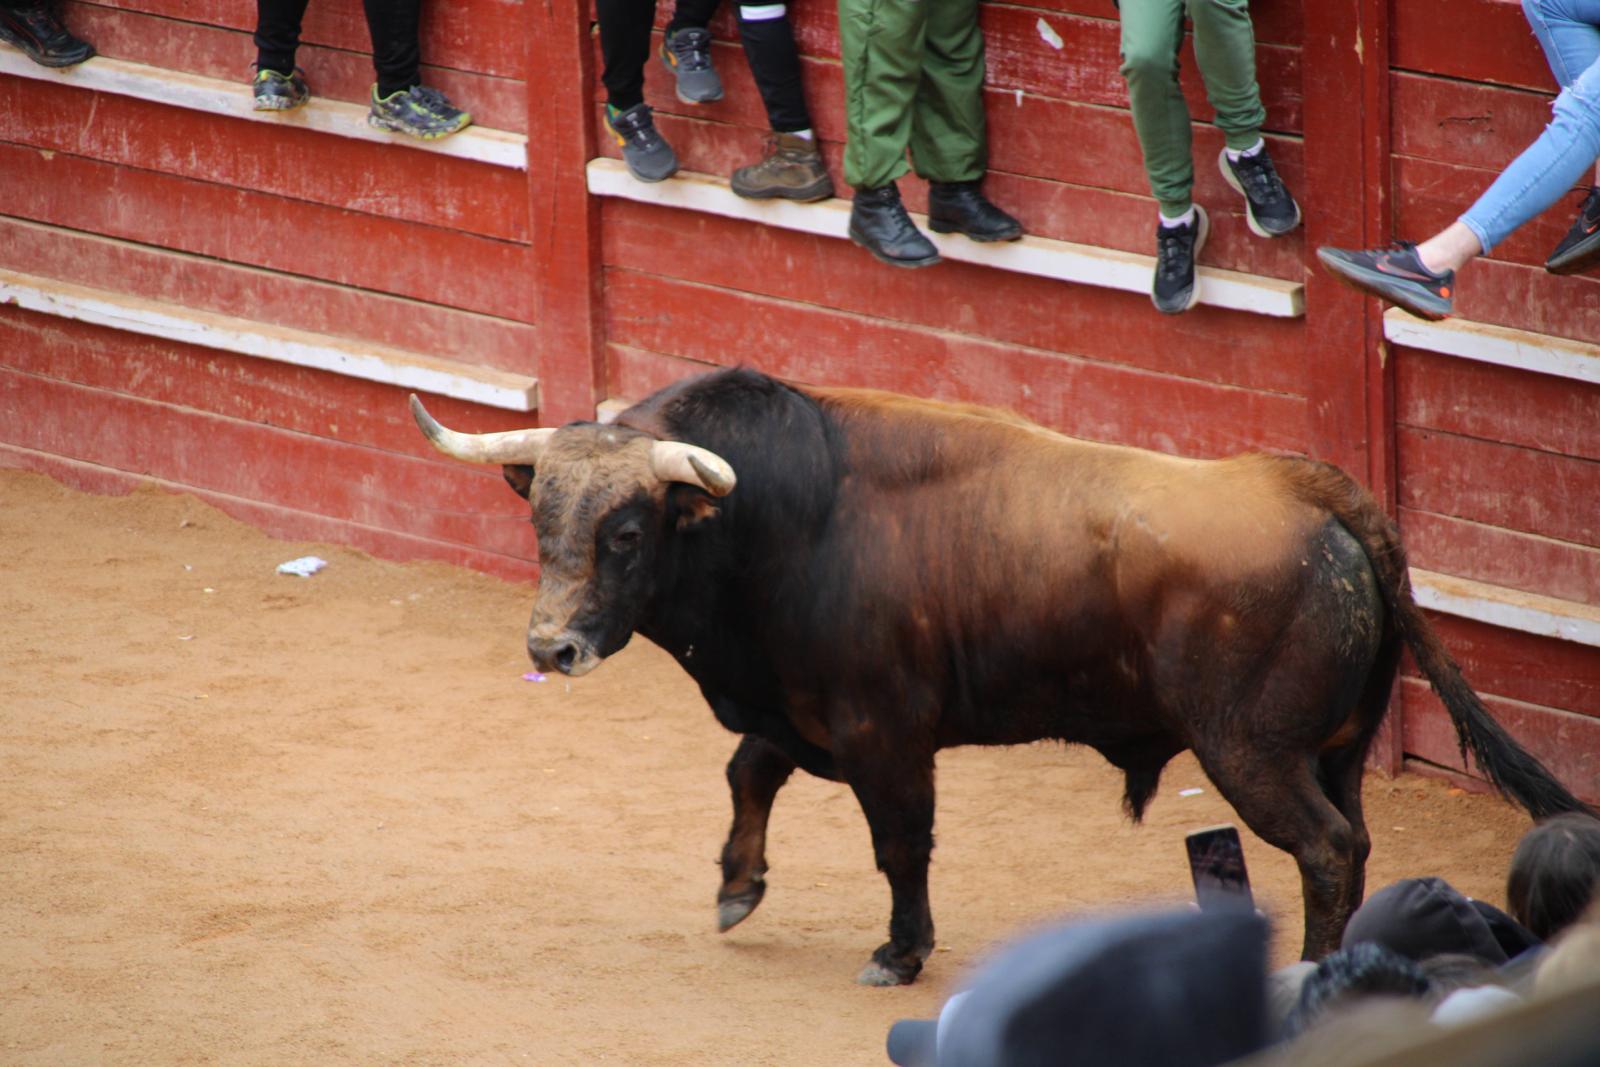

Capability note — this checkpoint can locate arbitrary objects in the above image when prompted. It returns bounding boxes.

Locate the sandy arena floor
[0,469,1539,1066]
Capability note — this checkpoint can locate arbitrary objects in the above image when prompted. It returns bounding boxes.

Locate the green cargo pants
[840,0,988,190]
[1118,0,1268,217]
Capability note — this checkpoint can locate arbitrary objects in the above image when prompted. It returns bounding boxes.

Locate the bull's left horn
[409,394,556,464]
[650,441,736,497]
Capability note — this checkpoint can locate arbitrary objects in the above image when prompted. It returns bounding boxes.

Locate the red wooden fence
[2,0,1596,799]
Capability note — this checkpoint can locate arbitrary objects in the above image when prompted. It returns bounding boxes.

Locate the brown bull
[411,368,1589,985]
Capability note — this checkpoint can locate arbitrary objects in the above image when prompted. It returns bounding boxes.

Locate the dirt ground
[0,469,1541,1066]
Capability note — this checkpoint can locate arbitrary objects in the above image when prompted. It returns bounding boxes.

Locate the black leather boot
[927,180,1023,242]
[848,183,940,269]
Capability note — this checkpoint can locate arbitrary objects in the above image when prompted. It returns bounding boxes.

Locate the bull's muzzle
[527,630,602,677]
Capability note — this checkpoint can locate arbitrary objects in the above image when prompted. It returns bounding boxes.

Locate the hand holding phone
[1186,824,1253,912]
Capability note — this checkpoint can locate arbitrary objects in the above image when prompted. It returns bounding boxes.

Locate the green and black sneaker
[251,66,309,111]
[368,84,472,140]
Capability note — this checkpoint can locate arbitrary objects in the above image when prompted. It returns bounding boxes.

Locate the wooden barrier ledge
[0,268,539,411]
[0,44,526,170]
[1412,568,1600,649]
[586,158,1307,319]
[1384,309,1600,386]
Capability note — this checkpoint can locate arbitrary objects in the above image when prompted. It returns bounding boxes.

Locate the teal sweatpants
[1118,0,1268,216]
[840,0,988,189]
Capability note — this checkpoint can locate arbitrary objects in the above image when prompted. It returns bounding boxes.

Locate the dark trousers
[254,0,424,97]
[598,0,812,131]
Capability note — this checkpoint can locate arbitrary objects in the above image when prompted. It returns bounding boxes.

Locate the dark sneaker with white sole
[1317,242,1455,320]
[1152,205,1209,314]
[0,1,93,67]
[606,103,679,183]
[1219,147,1300,237]
[252,67,309,111]
[368,84,472,140]
[1546,185,1600,276]
[661,27,723,104]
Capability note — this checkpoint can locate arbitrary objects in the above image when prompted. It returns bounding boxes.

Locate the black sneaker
[368,84,472,140]
[1152,205,1209,314]
[1316,242,1454,320]
[1546,186,1600,276]
[1219,147,1300,238]
[606,103,678,183]
[660,27,723,104]
[0,1,93,67]
[252,66,309,111]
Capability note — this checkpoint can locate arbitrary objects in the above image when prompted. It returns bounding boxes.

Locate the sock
[1159,207,1197,229]
[1226,138,1265,163]
[789,128,814,140]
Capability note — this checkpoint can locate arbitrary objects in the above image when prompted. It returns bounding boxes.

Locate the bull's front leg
[717,734,796,932]
[838,740,936,986]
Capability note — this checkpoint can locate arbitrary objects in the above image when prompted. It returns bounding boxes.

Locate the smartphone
[1186,824,1253,912]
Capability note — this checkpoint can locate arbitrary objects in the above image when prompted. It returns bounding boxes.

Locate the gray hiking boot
[660,27,723,104]
[731,133,833,202]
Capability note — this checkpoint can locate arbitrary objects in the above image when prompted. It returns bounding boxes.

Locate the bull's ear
[669,484,721,530]
[502,464,534,500]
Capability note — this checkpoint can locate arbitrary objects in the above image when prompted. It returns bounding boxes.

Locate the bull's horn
[409,394,555,464]
[650,441,736,497]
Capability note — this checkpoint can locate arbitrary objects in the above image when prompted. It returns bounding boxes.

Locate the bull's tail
[1277,457,1594,820]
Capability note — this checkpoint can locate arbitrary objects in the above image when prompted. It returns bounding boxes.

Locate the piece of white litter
[1015,88,1023,106]
[1036,17,1063,50]
[276,555,327,577]
[1179,787,1204,797]
[523,672,547,683]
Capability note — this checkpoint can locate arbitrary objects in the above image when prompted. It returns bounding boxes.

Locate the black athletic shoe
[606,103,678,183]
[252,66,310,111]
[1152,205,1209,315]
[368,84,472,140]
[1219,147,1301,238]
[849,183,940,269]
[1316,242,1455,320]
[0,2,93,67]
[1546,185,1600,276]
[660,27,723,104]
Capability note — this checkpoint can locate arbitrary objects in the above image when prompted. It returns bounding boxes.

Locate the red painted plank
[0,217,540,377]
[1401,679,1600,802]
[1394,154,1594,277]
[0,442,538,582]
[0,307,540,456]
[0,79,528,242]
[1400,507,1600,607]
[1440,258,1600,345]
[1397,427,1600,549]
[603,267,1309,457]
[0,143,538,324]
[1406,612,1600,718]
[63,2,528,132]
[1392,71,1556,173]
[1391,0,1556,93]
[0,363,538,560]
[599,198,1308,394]
[86,0,527,79]
[606,342,718,404]
[1395,347,1600,463]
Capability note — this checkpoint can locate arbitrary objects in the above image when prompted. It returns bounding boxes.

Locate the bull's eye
[609,527,643,553]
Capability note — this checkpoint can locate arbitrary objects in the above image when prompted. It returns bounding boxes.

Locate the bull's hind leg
[1194,746,1359,960]
[717,734,797,931]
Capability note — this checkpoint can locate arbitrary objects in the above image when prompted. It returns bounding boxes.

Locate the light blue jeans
[1459,0,1600,253]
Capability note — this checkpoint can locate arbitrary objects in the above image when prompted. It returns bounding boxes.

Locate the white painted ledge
[586,158,1305,318]
[1384,309,1600,385]
[0,44,526,169]
[1412,568,1600,648]
[0,268,539,411]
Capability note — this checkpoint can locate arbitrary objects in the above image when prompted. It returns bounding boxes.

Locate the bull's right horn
[650,441,737,497]
[409,394,556,464]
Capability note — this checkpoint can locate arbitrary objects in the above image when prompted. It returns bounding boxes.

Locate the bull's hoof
[716,881,766,932]
[856,944,923,986]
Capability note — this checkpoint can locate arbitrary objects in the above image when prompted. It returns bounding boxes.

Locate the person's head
[1506,812,1600,942]
[1340,877,1533,965]
[1283,942,1432,1040]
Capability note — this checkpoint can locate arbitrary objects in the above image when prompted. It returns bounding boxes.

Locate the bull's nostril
[553,643,578,673]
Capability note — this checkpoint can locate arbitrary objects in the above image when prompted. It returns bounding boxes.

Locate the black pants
[598,0,811,131]
[254,0,423,97]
